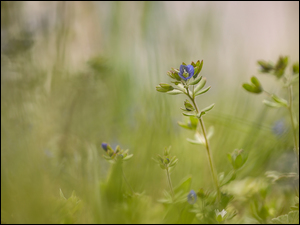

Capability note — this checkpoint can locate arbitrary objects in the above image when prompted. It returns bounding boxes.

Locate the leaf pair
[242,76,263,94]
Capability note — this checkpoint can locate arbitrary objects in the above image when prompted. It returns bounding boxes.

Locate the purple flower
[101,142,108,151]
[187,190,197,204]
[178,65,194,81]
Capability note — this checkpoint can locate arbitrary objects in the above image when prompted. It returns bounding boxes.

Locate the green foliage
[242,76,263,94]
[271,211,299,224]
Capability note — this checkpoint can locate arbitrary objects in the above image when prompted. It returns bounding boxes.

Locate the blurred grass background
[1,1,299,223]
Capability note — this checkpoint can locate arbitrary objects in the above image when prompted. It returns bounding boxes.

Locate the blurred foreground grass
[1,1,299,223]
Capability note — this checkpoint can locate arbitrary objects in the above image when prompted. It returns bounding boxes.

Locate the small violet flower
[187,190,197,204]
[178,65,194,81]
[272,120,286,136]
[101,142,108,152]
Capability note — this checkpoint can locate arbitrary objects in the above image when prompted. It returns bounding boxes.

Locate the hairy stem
[288,85,299,172]
[166,167,175,199]
[186,88,221,202]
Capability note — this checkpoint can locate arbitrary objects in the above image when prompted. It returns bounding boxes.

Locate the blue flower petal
[186,65,194,79]
[178,64,194,81]
[187,190,197,204]
[180,64,185,74]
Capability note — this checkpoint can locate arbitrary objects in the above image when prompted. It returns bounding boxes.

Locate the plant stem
[288,85,299,172]
[122,169,135,195]
[166,167,175,199]
[186,88,221,202]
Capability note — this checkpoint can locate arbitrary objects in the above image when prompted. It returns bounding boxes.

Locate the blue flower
[272,120,286,136]
[187,190,197,204]
[178,65,194,81]
[101,142,108,151]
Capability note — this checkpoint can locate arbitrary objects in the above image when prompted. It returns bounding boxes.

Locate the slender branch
[166,167,175,199]
[186,88,221,202]
[288,85,299,172]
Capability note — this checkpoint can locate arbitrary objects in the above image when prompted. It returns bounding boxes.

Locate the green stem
[166,167,175,199]
[186,88,221,202]
[122,169,135,195]
[288,85,299,172]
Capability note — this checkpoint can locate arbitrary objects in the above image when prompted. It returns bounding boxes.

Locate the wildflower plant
[243,56,299,172]
[101,142,133,163]
[156,60,243,223]
[153,146,178,199]
[243,56,299,223]
[156,60,220,201]
[101,142,135,196]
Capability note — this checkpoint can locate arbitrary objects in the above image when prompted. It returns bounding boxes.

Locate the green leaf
[274,56,289,79]
[190,116,198,128]
[122,154,133,161]
[198,60,203,74]
[189,76,202,85]
[174,176,192,194]
[177,121,193,130]
[242,76,263,94]
[194,77,206,93]
[60,189,67,200]
[251,76,262,88]
[220,170,236,187]
[263,100,284,108]
[227,153,233,165]
[156,86,169,92]
[292,62,299,74]
[167,71,175,79]
[271,211,299,224]
[206,126,215,139]
[187,133,205,145]
[176,83,186,92]
[288,211,299,224]
[258,60,274,73]
[184,99,195,111]
[166,90,184,95]
[271,94,288,107]
[182,111,197,117]
[193,60,203,78]
[195,86,211,96]
[197,103,215,117]
[186,138,202,145]
[272,214,288,224]
[242,83,254,92]
[169,158,178,167]
[159,83,174,91]
[234,154,243,170]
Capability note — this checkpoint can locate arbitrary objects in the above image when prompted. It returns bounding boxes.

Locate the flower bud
[101,142,108,151]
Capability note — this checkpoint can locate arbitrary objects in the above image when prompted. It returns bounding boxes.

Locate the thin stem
[122,169,135,195]
[288,85,299,172]
[166,167,175,199]
[186,88,221,202]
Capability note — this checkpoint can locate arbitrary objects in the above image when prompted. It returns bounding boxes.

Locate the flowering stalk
[156,60,221,203]
[166,166,175,199]
[243,56,299,173]
[153,146,178,201]
[185,86,221,202]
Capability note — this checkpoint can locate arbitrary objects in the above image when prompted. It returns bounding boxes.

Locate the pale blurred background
[1,1,299,223]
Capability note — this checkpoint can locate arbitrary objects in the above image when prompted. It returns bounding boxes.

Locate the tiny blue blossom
[178,65,194,81]
[272,120,286,136]
[187,190,197,204]
[101,142,108,151]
